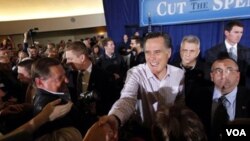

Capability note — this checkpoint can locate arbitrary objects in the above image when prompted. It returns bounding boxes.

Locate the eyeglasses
[211,68,239,75]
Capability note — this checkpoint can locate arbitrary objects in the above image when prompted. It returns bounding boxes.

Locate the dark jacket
[87,65,118,115]
[97,53,127,95]
[187,86,250,141]
[68,65,119,116]
[33,88,83,138]
[130,51,145,68]
[171,57,212,100]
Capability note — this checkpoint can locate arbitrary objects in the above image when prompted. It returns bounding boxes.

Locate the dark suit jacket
[87,65,119,115]
[67,65,119,135]
[187,86,250,140]
[97,53,127,91]
[205,43,250,86]
[69,65,118,116]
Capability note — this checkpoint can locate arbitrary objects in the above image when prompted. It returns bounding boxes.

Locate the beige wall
[0,0,104,22]
[0,13,106,35]
[10,26,107,47]
[0,13,107,48]
[0,0,106,48]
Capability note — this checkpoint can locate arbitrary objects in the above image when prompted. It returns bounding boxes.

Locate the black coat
[130,51,146,68]
[33,89,84,138]
[171,57,212,100]
[87,65,119,115]
[68,65,119,116]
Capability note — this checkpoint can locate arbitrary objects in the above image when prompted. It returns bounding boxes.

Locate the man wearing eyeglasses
[188,57,250,141]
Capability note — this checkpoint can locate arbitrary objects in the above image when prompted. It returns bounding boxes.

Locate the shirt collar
[86,63,92,74]
[225,40,237,51]
[145,64,169,80]
[104,53,115,59]
[145,64,153,79]
[180,62,196,71]
[213,86,237,105]
[225,87,237,105]
[40,88,65,95]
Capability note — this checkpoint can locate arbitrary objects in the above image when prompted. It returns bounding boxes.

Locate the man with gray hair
[179,35,201,68]
[172,35,211,103]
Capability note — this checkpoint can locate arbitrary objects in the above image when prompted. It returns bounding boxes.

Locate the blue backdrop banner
[140,0,250,26]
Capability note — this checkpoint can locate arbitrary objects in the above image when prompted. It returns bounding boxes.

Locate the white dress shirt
[212,87,237,121]
[108,63,184,126]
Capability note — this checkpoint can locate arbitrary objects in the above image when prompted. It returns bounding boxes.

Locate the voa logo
[226,129,246,136]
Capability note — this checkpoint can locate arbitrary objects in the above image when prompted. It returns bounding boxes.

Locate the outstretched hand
[98,115,119,141]
[41,99,73,121]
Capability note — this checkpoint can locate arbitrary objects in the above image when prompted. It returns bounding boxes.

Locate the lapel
[216,43,229,57]
[87,66,95,91]
[235,87,249,118]
[207,87,214,115]
[221,43,229,56]
[236,44,248,63]
[225,44,246,62]
[237,44,243,58]
[222,43,228,53]
[87,65,104,91]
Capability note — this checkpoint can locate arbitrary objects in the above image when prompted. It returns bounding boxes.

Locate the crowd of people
[0,20,250,141]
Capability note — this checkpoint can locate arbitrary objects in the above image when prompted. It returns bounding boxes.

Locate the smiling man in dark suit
[205,20,250,87]
[65,41,117,116]
[32,57,83,138]
[188,57,250,141]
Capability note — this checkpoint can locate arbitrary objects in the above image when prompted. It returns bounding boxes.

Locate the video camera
[28,27,39,46]
[28,27,39,37]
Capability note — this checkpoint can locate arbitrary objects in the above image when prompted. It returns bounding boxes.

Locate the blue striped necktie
[229,47,237,61]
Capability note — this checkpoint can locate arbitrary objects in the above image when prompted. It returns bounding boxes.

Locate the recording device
[29,27,39,32]
[28,27,39,46]
[80,91,98,100]
[28,27,39,36]
[59,98,69,105]
[79,90,99,114]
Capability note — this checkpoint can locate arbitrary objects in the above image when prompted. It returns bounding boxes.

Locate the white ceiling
[0,0,104,22]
